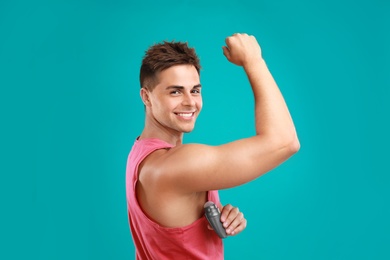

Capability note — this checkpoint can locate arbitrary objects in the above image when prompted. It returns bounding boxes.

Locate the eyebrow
[166,84,202,90]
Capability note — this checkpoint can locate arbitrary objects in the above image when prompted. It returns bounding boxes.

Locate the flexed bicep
[156,137,295,193]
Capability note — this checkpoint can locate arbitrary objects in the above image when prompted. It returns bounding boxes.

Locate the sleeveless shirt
[126,138,223,259]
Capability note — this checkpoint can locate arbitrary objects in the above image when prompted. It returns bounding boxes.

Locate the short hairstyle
[140,41,201,91]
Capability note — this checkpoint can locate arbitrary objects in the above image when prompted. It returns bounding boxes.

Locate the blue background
[1,0,389,259]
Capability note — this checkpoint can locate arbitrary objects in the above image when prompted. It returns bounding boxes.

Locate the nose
[182,92,196,107]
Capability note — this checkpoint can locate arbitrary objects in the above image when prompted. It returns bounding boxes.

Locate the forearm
[244,58,298,144]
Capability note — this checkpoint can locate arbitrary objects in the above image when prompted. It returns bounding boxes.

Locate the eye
[170,90,181,95]
[192,89,201,94]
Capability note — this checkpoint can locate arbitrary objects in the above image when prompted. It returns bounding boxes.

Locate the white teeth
[177,113,193,117]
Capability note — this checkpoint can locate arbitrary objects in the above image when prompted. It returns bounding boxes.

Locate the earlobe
[140,88,151,106]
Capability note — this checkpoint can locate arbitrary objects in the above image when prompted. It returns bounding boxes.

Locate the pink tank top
[126,138,223,259]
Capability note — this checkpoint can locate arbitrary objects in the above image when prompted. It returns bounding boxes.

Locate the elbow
[276,134,300,155]
[289,136,300,154]
[261,131,301,155]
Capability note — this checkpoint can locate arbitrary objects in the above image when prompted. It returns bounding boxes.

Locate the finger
[222,206,239,228]
[225,211,244,235]
[230,218,247,236]
[225,35,235,48]
[222,46,231,60]
[220,204,233,223]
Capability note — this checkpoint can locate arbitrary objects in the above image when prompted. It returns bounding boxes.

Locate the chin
[181,126,195,133]
[181,127,194,133]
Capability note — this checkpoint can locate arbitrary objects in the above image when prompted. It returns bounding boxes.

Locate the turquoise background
[1,0,389,259]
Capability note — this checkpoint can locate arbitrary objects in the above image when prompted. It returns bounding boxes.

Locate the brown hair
[140,41,201,91]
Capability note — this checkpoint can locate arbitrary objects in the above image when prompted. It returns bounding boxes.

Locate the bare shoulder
[139,143,216,181]
[138,143,217,189]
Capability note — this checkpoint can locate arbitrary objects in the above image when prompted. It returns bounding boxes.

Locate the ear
[140,87,152,107]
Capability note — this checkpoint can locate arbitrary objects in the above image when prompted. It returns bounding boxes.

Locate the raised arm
[153,33,300,192]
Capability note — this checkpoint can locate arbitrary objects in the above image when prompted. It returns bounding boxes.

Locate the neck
[139,116,184,146]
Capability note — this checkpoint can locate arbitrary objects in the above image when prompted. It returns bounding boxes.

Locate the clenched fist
[222,33,263,68]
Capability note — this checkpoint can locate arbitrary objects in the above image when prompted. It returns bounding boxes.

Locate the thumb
[222,46,231,60]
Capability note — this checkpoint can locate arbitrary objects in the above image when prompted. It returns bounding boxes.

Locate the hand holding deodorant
[204,201,227,239]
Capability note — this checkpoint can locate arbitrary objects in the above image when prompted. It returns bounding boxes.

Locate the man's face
[146,64,202,134]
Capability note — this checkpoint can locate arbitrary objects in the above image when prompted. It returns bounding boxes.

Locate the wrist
[243,57,266,73]
[243,57,265,70]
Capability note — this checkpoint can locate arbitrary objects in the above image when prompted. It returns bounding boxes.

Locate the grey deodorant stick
[204,201,227,239]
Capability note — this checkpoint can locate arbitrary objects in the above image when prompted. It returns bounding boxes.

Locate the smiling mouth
[174,112,195,118]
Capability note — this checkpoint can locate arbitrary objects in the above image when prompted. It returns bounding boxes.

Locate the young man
[126,33,300,259]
